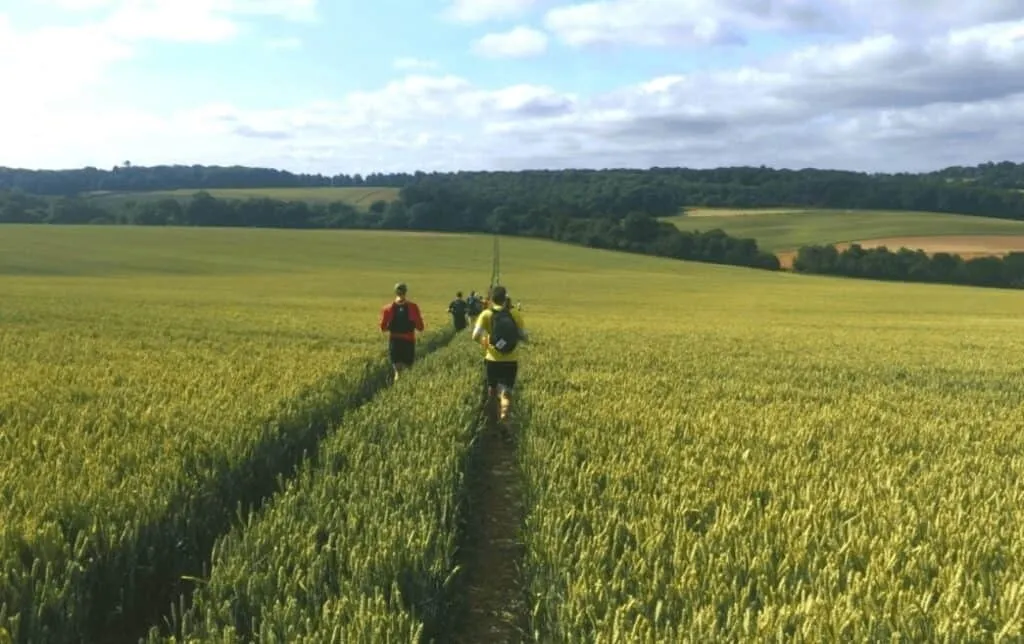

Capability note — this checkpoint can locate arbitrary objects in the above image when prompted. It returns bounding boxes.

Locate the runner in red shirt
[379,282,424,382]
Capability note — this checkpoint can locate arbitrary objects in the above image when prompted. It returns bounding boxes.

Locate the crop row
[149,338,483,643]
[520,319,1024,641]
[0,284,456,643]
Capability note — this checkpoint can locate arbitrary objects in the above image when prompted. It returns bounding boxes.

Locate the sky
[1,0,1023,175]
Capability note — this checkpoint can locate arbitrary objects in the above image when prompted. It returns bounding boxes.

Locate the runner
[379,282,424,382]
[448,291,469,332]
[471,285,528,429]
[467,290,483,323]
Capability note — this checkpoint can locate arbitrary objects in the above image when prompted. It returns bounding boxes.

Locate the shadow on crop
[86,327,459,644]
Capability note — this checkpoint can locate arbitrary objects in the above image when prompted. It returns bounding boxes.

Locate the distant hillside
[86,187,400,207]
[926,161,1024,189]
[1,160,1023,200]
[0,164,409,196]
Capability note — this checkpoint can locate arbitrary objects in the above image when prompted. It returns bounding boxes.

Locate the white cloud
[0,0,319,109]
[442,0,537,23]
[471,26,548,57]
[542,0,1024,48]
[543,0,832,47]
[0,15,133,103]
[393,57,439,70]
[42,0,116,9]
[3,4,1024,174]
[39,0,318,21]
[101,3,239,41]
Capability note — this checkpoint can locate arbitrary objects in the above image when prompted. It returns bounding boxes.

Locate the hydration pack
[389,302,414,333]
[489,307,519,353]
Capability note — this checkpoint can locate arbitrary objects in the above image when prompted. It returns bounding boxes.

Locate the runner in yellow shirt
[471,285,528,426]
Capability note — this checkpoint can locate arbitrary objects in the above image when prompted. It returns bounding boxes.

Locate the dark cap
[394,282,407,293]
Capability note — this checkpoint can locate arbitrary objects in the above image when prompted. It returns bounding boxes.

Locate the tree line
[1,162,1024,222]
[5,159,1024,284]
[927,161,1024,190]
[0,188,780,271]
[793,244,1024,290]
[0,163,409,196]
[394,167,1024,221]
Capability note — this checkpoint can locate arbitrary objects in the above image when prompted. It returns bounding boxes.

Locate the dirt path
[446,399,529,643]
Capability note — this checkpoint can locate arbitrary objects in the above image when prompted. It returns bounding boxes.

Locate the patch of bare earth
[777,235,1024,270]
[445,400,528,644]
[849,235,1024,254]
[395,231,471,238]
[685,207,810,217]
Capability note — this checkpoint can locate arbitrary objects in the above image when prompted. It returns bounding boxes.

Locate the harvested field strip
[0,324,456,644]
[665,209,1024,253]
[684,207,811,217]
[843,234,1024,254]
[777,234,1024,268]
[151,337,481,643]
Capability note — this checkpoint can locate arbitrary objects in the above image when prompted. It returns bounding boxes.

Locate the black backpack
[489,307,519,353]
[389,302,414,333]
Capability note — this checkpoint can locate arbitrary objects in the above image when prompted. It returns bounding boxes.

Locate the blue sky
[1,1,1023,174]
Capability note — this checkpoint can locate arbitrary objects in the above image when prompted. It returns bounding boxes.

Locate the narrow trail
[444,393,530,644]
[109,330,458,644]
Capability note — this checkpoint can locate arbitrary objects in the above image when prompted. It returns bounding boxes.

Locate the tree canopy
[4,160,1024,285]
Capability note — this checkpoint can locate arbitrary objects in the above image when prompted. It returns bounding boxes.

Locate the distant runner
[448,291,469,332]
[467,291,483,322]
[472,285,528,428]
[379,282,424,382]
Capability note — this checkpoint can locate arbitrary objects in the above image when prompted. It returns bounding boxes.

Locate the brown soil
[396,231,471,238]
[446,399,529,643]
[847,235,1024,254]
[777,235,1024,270]
[685,207,809,217]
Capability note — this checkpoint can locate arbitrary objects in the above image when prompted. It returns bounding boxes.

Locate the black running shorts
[484,359,518,389]
[389,338,416,366]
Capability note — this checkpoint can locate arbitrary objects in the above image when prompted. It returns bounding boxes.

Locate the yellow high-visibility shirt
[473,305,525,362]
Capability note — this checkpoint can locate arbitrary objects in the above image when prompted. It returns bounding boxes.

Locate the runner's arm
[379,305,392,333]
[412,303,425,331]
[471,313,488,343]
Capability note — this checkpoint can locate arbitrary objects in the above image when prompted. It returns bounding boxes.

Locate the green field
[664,207,1024,251]
[2,225,1024,642]
[84,186,400,207]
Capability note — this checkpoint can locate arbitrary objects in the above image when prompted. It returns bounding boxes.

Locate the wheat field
[1,224,1022,642]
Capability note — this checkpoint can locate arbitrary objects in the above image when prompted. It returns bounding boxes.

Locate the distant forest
[3,160,1024,285]
[2,160,1024,219]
